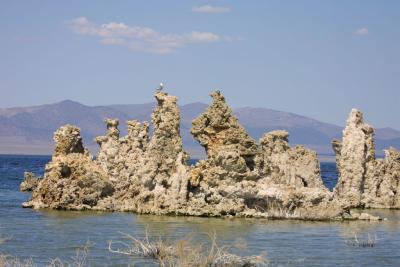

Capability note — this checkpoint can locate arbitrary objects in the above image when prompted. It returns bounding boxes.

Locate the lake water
[0,155,400,266]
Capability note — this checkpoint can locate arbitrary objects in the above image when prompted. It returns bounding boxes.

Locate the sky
[0,0,399,129]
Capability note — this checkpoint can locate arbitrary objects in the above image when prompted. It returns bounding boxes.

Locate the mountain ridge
[0,99,399,158]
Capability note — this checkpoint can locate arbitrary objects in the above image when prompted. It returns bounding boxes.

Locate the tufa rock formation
[23,89,399,220]
[20,172,41,192]
[112,91,190,214]
[190,91,260,186]
[95,118,123,182]
[191,91,259,159]
[95,118,149,184]
[23,125,114,210]
[333,109,400,208]
[257,130,324,189]
[186,91,343,219]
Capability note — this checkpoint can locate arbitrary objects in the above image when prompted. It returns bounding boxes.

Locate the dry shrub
[345,233,378,248]
[109,231,267,267]
[0,255,35,267]
[0,243,90,267]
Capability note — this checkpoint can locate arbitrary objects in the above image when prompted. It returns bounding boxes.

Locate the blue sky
[0,1,399,129]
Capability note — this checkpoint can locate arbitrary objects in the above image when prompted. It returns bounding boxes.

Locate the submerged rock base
[22,90,399,220]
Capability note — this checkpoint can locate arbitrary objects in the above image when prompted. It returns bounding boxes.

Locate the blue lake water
[0,154,400,266]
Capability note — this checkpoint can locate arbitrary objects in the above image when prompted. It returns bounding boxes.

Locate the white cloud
[70,17,221,54]
[355,27,369,35]
[192,5,230,13]
[189,31,220,42]
[100,38,126,45]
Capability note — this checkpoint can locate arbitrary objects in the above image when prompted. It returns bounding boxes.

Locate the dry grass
[108,231,267,267]
[46,243,90,267]
[0,255,35,267]
[0,243,90,267]
[252,200,300,219]
[345,233,378,247]
[1,232,266,266]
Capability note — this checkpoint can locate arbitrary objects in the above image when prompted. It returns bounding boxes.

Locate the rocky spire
[53,124,86,157]
[122,90,189,213]
[191,91,259,171]
[333,108,400,208]
[95,119,123,182]
[141,91,188,186]
[332,109,375,206]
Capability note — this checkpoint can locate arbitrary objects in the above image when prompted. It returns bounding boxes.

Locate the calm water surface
[0,155,399,266]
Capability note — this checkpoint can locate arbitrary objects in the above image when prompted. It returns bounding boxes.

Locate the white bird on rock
[156,83,164,91]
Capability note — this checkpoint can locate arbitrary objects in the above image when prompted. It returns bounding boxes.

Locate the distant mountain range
[0,100,399,158]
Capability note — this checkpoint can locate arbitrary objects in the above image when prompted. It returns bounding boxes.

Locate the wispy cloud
[192,5,230,13]
[70,17,221,54]
[355,27,369,35]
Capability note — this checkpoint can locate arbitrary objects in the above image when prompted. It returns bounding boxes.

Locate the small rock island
[21,90,400,220]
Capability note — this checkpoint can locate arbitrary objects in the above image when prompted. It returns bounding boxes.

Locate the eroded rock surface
[113,91,190,214]
[23,125,114,210]
[257,130,324,189]
[95,119,149,183]
[191,91,259,159]
[333,109,400,208]
[20,172,41,191]
[190,91,259,186]
[23,90,396,220]
[187,91,343,219]
[95,119,123,182]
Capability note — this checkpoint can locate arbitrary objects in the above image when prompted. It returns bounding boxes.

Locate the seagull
[156,82,164,91]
